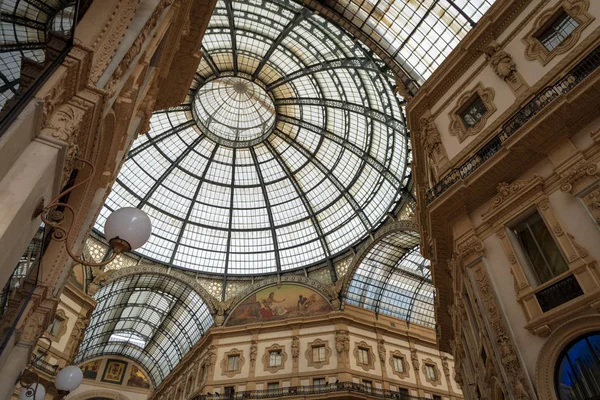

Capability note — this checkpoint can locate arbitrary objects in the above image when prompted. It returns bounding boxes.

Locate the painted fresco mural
[127,366,151,389]
[81,359,102,380]
[101,359,127,384]
[226,284,332,326]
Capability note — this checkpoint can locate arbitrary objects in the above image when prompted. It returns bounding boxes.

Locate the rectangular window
[227,355,240,372]
[511,211,569,286]
[224,386,235,399]
[460,96,487,128]
[269,351,282,367]
[267,382,279,392]
[313,378,326,387]
[46,316,62,337]
[312,346,326,362]
[433,396,442,400]
[536,11,579,52]
[426,364,437,381]
[393,356,404,372]
[358,348,370,365]
[363,380,372,393]
[399,388,409,400]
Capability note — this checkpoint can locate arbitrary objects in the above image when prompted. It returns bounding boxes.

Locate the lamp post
[37,158,152,266]
[18,338,84,400]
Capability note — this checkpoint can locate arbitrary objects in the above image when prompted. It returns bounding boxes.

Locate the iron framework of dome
[96,0,413,275]
[0,0,75,109]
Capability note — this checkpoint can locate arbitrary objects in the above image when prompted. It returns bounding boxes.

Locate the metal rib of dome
[0,0,74,109]
[96,0,410,275]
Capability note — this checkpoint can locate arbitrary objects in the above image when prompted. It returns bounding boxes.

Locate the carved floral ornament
[481,175,544,226]
[523,0,593,65]
[559,159,599,195]
[471,264,535,399]
[448,83,497,142]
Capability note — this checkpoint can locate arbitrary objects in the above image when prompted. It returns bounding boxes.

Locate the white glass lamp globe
[55,365,83,392]
[104,207,152,251]
[19,383,45,400]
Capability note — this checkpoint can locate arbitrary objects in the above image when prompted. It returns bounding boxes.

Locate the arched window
[556,332,600,399]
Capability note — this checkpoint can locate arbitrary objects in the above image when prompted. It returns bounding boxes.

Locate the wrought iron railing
[0,0,92,138]
[536,274,584,312]
[193,382,419,400]
[425,44,600,205]
[33,358,59,376]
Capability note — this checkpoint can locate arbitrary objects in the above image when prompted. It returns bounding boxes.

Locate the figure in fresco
[297,295,309,311]
[261,292,287,316]
[226,284,333,326]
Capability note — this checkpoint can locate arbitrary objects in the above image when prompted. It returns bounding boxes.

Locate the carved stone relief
[484,41,527,95]
[471,264,535,399]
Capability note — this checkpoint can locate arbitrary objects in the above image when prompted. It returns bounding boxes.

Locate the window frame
[508,209,570,288]
[459,95,488,130]
[523,0,594,65]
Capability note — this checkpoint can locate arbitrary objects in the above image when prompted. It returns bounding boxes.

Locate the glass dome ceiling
[96,0,411,275]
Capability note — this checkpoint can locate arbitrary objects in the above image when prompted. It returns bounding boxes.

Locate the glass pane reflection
[556,333,600,399]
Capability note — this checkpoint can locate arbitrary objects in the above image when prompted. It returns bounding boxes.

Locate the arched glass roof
[317,0,497,93]
[346,231,435,328]
[96,0,411,275]
[0,0,74,108]
[75,274,214,385]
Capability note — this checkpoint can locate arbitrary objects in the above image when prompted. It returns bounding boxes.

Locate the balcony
[32,358,58,376]
[194,382,423,400]
[425,43,600,205]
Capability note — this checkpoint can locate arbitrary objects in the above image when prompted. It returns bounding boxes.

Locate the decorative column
[335,329,351,382]
[246,336,258,390]
[410,347,425,397]
[291,334,300,386]
[441,355,457,400]
[377,338,390,390]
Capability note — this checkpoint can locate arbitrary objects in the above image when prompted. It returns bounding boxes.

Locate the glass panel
[358,348,369,364]
[346,237,435,328]
[312,346,326,362]
[426,364,436,380]
[393,356,404,372]
[556,333,600,399]
[512,212,569,286]
[75,274,213,386]
[537,11,579,52]
[228,355,240,371]
[270,351,282,367]
[313,378,326,387]
[461,96,487,128]
[95,0,409,276]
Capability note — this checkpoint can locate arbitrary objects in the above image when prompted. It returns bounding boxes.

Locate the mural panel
[226,284,332,326]
[101,359,127,384]
[81,359,102,380]
[127,366,151,389]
